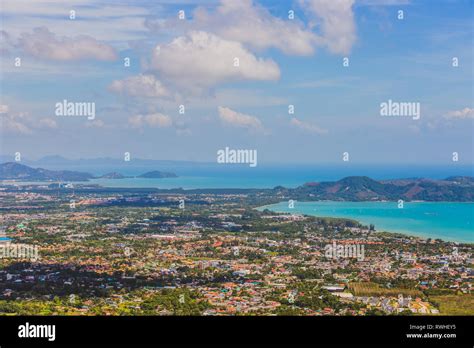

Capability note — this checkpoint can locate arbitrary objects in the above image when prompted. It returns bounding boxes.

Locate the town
[0,184,472,316]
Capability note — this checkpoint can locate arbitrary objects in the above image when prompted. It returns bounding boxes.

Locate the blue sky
[0,0,472,165]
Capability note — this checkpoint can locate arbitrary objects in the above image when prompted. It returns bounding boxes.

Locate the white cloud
[128,113,172,129]
[190,0,318,56]
[147,0,357,57]
[218,106,263,131]
[17,27,118,61]
[300,0,356,54]
[109,74,169,98]
[444,107,474,120]
[150,31,280,93]
[290,117,328,134]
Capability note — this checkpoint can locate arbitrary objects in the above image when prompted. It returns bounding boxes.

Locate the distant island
[0,163,178,182]
[137,170,178,179]
[98,172,131,179]
[0,162,94,181]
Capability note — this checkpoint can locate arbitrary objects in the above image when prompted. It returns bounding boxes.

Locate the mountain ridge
[287,176,474,202]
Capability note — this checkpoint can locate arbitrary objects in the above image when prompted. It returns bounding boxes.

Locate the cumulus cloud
[128,113,172,129]
[150,31,280,93]
[300,0,356,54]
[115,0,358,105]
[147,0,357,56]
[109,74,169,98]
[444,107,474,120]
[290,117,328,134]
[110,30,281,101]
[190,0,319,56]
[218,106,263,131]
[17,27,118,61]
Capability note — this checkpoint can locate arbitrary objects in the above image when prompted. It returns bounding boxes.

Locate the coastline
[2,175,473,244]
[257,201,474,244]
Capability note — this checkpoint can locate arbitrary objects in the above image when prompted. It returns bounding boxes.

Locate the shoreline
[257,201,474,245]
[2,180,474,204]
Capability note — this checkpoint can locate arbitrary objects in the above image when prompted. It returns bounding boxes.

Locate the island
[0,162,94,181]
[98,172,130,179]
[137,170,178,178]
[0,163,179,181]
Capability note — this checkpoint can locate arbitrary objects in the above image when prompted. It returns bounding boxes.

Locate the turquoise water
[258,201,474,243]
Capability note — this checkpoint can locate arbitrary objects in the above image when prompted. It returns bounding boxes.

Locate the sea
[13,163,473,190]
[257,201,474,243]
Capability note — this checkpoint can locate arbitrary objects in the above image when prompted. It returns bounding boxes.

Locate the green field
[348,282,423,297]
[429,295,474,315]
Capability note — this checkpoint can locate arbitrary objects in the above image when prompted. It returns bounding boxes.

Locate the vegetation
[429,295,474,315]
[348,282,423,298]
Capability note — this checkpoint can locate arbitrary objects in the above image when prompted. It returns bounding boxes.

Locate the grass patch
[348,282,422,297]
[429,295,474,315]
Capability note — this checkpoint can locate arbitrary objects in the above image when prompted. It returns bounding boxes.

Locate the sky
[0,0,473,165]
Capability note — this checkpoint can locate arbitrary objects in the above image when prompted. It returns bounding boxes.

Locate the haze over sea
[22,163,474,190]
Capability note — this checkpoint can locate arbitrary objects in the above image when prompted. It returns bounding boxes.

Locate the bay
[257,201,474,243]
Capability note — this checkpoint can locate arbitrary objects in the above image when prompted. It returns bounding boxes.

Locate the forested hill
[279,176,474,202]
